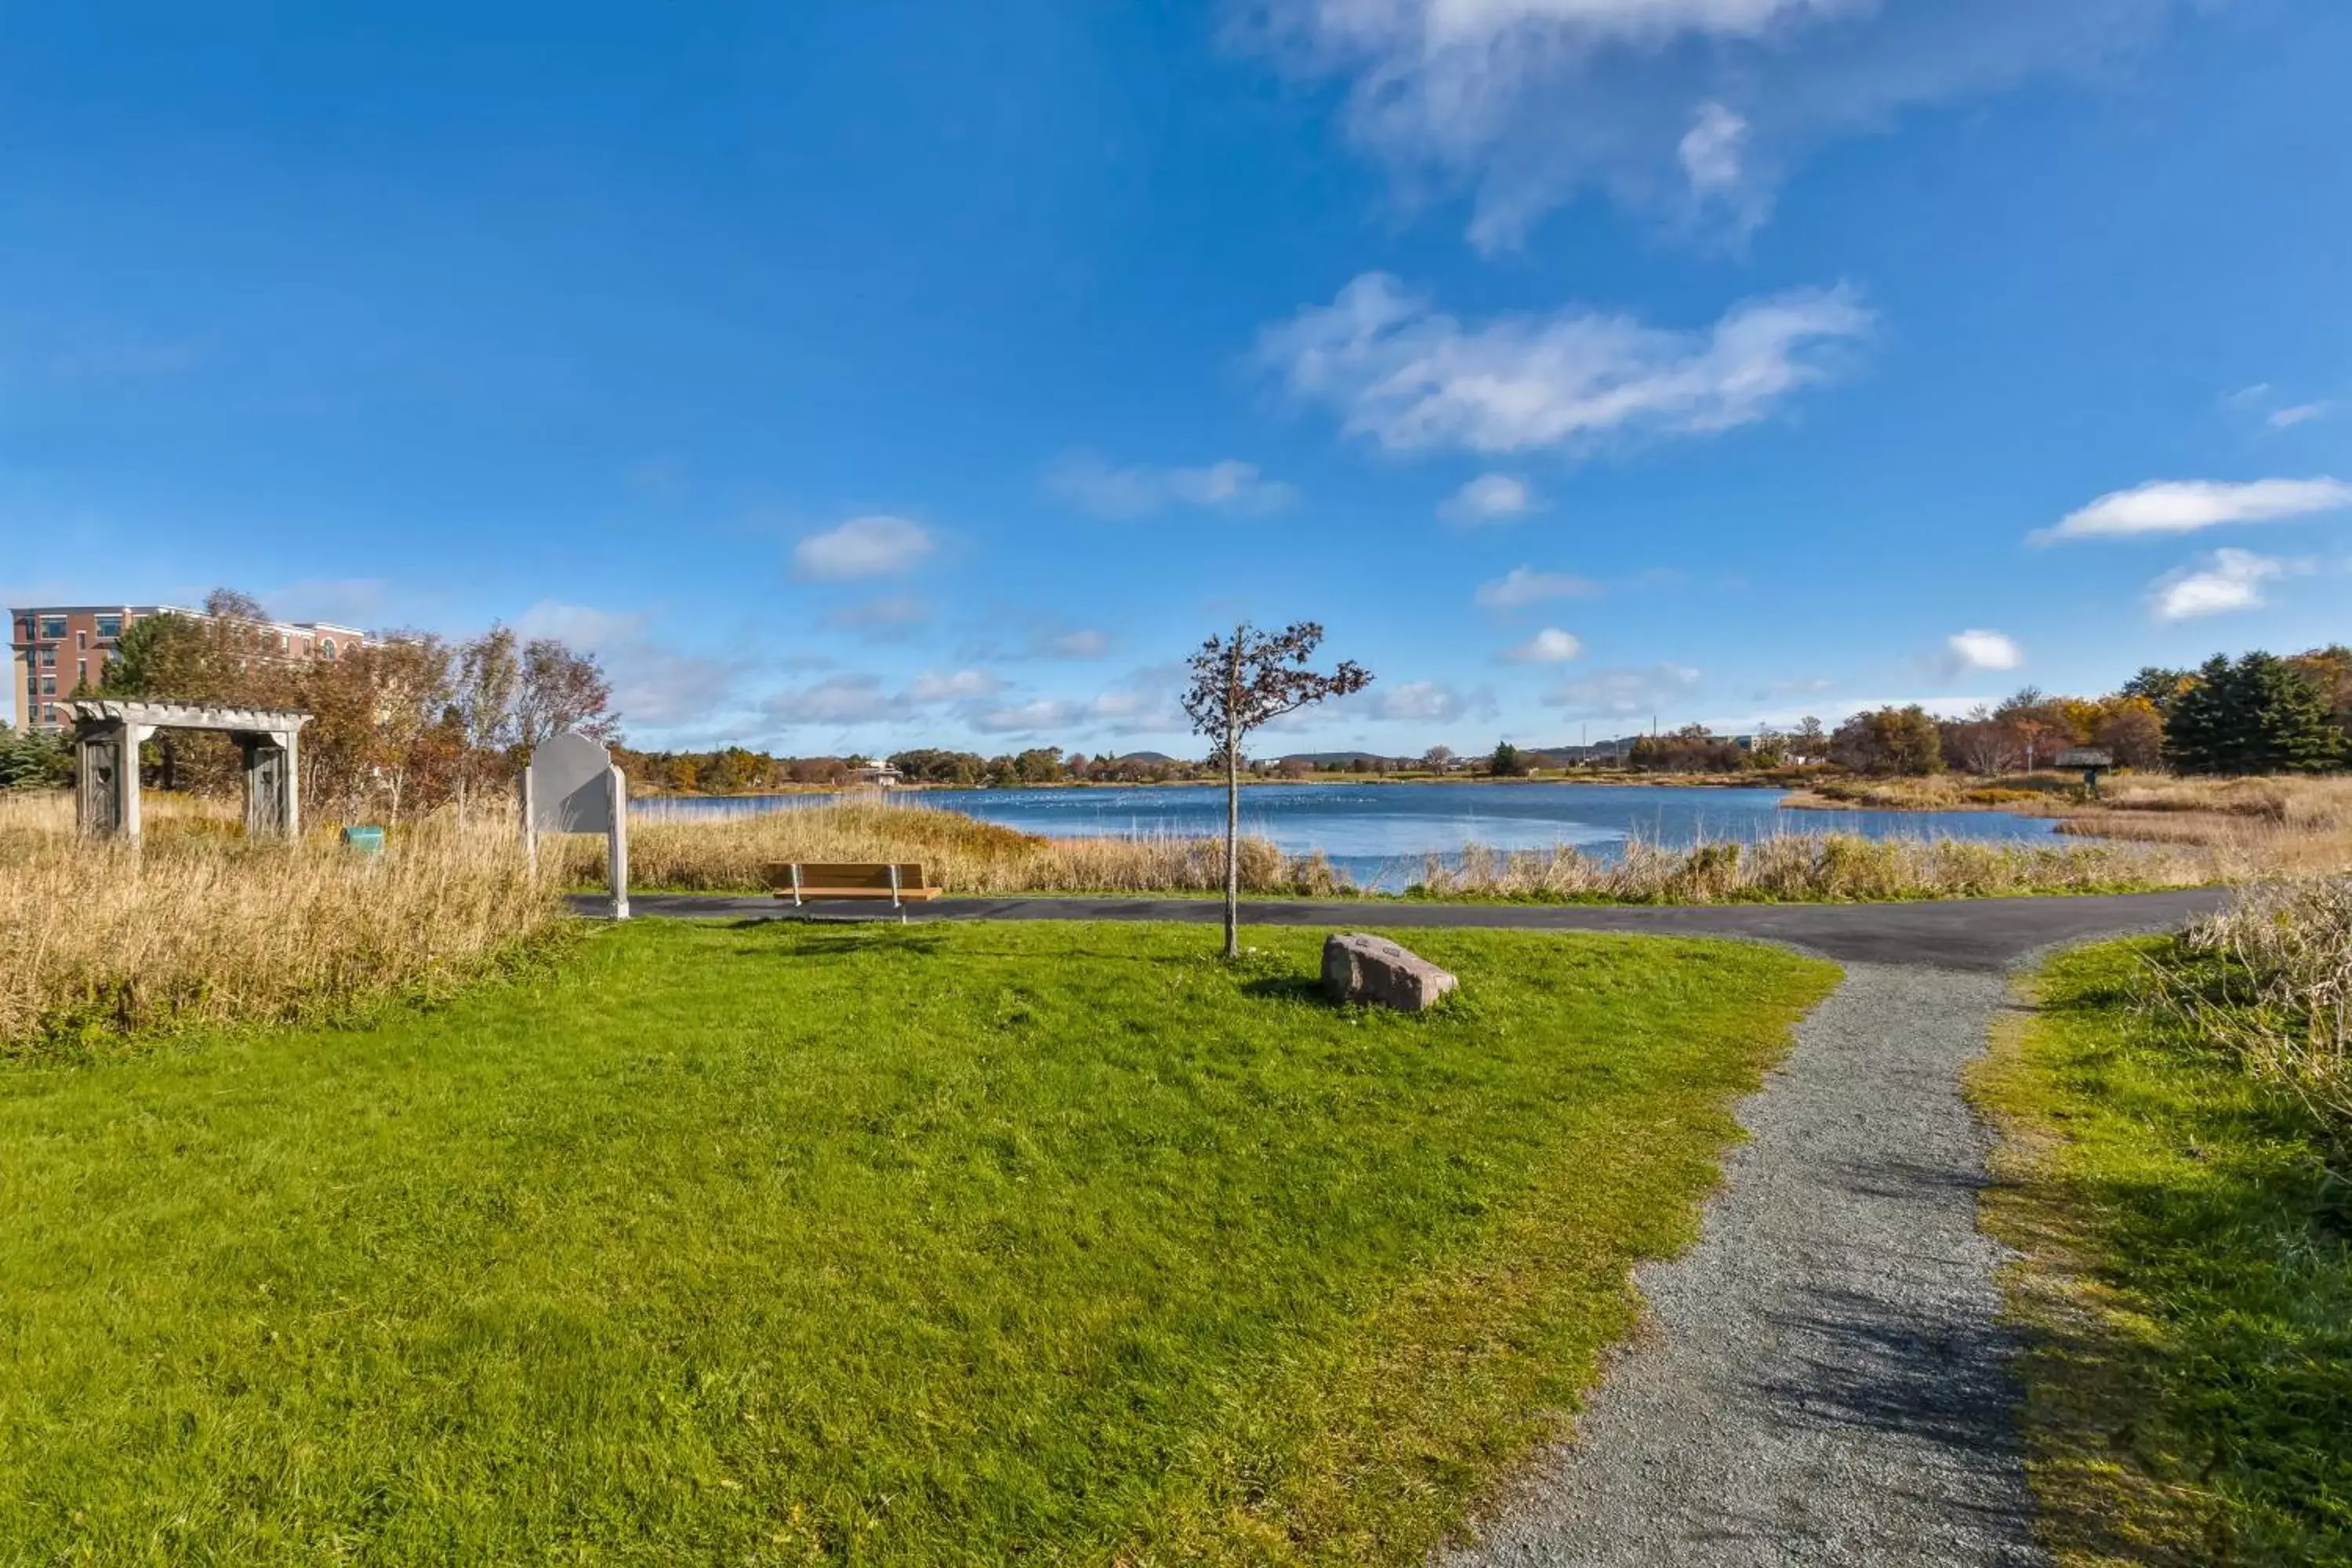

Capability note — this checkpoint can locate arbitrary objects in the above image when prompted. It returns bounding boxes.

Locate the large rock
[1321,933,1459,1011]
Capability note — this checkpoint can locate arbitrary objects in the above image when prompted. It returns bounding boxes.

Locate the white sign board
[521,730,630,920]
[528,730,617,833]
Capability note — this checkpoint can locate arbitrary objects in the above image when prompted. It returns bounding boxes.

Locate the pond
[633,781,2070,892]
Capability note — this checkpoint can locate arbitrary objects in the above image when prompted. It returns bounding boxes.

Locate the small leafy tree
[1490,741,1529,777]
[1182,622,1370,959]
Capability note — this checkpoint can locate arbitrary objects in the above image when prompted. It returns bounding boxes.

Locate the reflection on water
[631,781,2068,892]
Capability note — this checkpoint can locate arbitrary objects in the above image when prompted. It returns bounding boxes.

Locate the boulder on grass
[1321,933,1458,1011]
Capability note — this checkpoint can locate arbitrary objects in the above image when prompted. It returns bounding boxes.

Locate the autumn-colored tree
[1831,706,1945,775]
[1182,622,1370,958]
[2090,695,2165,771]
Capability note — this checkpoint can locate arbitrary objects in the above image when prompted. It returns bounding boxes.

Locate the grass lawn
[1975,941,2352,1566]
[0,920,1834,1566]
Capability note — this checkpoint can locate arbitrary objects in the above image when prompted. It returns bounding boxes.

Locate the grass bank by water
[0,919,1835,1564]
[1973,911,2352,1563]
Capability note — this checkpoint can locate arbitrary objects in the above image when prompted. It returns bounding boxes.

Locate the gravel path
[1440,964,2042,1568]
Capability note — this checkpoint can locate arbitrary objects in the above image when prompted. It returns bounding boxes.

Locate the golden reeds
[0,792,561,1052]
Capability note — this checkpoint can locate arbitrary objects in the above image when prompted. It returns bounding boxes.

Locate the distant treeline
[1622,645,2350,779]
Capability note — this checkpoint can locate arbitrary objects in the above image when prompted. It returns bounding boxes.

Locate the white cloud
[2270,403,2332,429]
[1678,101,1749,193]
[1475,564,1600,612]
[1045,452,1299,518]
[1261,273,1870,456]
[1044,627,1110,659]
[1371,680,1473,724]
[907,668,1005,702]
[2149,548,2292,622]
[1502,626,1584,663]
[1544,663,1701,717]
[1439,472,1539,523]
[1940,628,2022,677]
[2040,477,2352,542]
[823,594,929,635]
[514,601,652,645]
[968,697,1084,735]
[1237,0,2174,247]
[792,514,935,579]
[761,674,907,727]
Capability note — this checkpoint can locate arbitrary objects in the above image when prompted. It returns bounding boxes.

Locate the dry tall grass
[567,800,1352,895]
[1410,833,2204,903]
[1788,771,2352,878]
[2156,876,2352,1146]
[0,792,561,1054]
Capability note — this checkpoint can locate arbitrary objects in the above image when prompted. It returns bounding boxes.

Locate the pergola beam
[67,701,311,840]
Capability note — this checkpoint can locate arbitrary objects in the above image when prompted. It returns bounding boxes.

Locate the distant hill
[1114,750,1180,764]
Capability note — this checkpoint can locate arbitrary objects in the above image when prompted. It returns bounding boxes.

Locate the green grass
[0,920,1833,1566]
[1975,941,2352,1566]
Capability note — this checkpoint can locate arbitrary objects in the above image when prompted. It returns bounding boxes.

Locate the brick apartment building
[7,604,368,732]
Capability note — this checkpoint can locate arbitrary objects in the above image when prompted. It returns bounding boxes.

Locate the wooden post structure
[69,701,309,840]
[606,764,630,921]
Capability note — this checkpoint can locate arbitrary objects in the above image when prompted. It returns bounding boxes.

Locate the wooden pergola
[67,699,310,839]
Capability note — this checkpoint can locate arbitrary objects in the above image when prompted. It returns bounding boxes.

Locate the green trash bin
[342,825,387,855]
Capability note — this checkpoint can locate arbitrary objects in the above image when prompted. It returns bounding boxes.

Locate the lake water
[633,781,2069,892]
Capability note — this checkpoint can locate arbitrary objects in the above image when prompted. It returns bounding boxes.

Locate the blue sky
[5,0,2348,755]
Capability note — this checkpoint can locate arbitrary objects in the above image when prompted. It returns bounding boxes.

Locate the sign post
[523,731,630,919]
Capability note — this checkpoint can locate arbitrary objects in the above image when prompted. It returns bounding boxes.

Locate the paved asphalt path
[595,886,2225,1564]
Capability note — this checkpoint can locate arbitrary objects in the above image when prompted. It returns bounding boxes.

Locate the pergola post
[65,700,311,840]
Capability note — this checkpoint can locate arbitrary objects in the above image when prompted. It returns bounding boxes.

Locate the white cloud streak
[2149,549,2292,622]
[1237,0,2176,247]
[1439,472,1540,523]
[1261,273,1870,456]
[793,514,935,579]
[1045,452,1299,518]
[1502,626,1584,663]
[1544,662,1701,717]
[1940,628,2022,677]
[2040,477,2352,542]
[1475,564,1600,612]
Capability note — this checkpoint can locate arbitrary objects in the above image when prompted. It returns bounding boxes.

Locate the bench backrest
[765,862,931,891]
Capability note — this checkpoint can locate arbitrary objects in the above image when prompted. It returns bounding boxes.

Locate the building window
[40,677,55,695]
[38,648,55,667]
[321,637,337,659]
[76,659,89,687]
[76,630,87,649]
[38,615,67,639]
[95,614,122,639]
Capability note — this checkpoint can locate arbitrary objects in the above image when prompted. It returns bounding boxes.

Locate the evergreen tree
[2163,652,2343,775]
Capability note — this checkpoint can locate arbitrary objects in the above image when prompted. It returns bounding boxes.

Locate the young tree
[1489,741,1528,778]
[1181,622,1370,959]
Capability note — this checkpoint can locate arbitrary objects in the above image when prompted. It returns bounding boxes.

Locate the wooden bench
[763,862,942,920]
